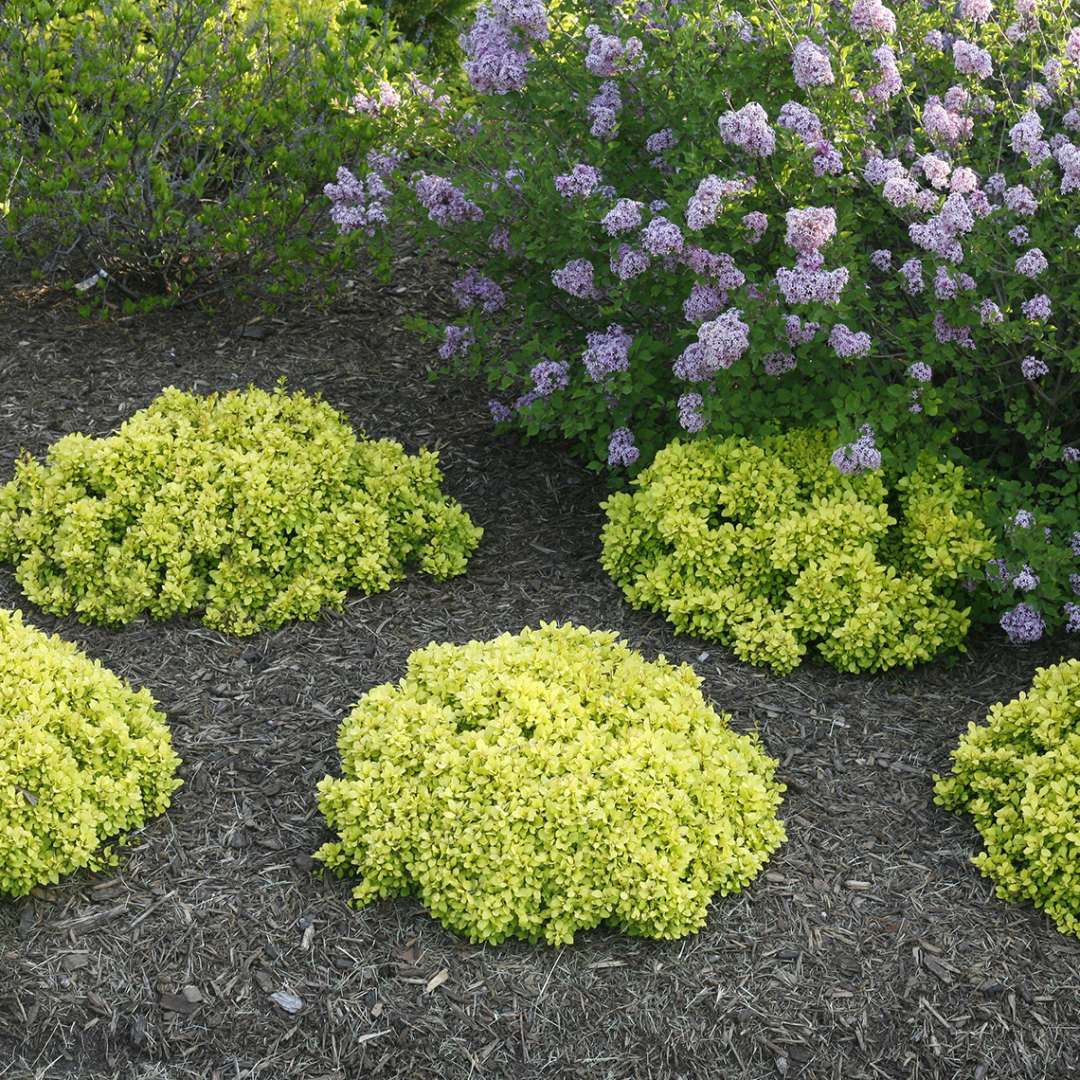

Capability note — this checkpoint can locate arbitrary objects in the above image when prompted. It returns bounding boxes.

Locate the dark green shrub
[0,0,425,306]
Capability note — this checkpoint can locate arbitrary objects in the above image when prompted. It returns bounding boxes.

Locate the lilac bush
[330,0,1080,638]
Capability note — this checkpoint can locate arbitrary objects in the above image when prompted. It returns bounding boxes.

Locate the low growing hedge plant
[0,384,482,634]
[316,622,786,945]
[0,608,181,897]
[601,428,996,674]
[935,658,1080,938]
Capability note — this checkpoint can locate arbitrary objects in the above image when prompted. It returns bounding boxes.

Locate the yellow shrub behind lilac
[0,608,181,897]
[934,660,1080,939]
[0,385,482,634]
[316,622,786,945]
[601,430,995,675]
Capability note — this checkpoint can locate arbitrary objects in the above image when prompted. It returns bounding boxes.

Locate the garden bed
[0,258,1078,1080]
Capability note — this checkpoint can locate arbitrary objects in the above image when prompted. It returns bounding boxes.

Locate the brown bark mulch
[0,259,1078,1080]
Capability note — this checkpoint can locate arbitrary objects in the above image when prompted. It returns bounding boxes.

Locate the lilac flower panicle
[602,199,644,236]
[777,101,822,145]
[489,399,513,423]
[717,103,775,157]
[829,324,872,358]
[792,39,834,88]
[555,164,602,199]
[452,269,505,313]
[641,216,685,256]
[1015,248,1048,278]
[413,173,484,227]
[607,427,640,467]
[1012,509,1035,529]
[743,212,768,243]
[439,325,474,361]
[646,128,677,154]
[1022,294,1051,322]
[1065,603,1080,634]
[552,259,599,299]
[832,425,882,475]
[850,0,896,35]
[1021,355,1049,380]
[784,207,836,256]
[907,362,932,382]
[870,249,892,272]
[953,40,993,81]
[674,309,750,381]
[530,359,570,396]
[677,392,706,432]
[1000,603,1044,643]
[610,244,649,280]
[1063,448,1080,464]
[582,324,633,381]
[762,352,797,376]
[1012,565,1040,592]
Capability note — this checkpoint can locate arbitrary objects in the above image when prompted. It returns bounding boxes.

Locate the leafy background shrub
[385,0,477,57]
[935,658,1080,938]
[0,384,482,634]
[336,0,1080,639]
[0,607,181,897]
[316,622,786,945]
[0,0,432,307]
[601,429,995,674]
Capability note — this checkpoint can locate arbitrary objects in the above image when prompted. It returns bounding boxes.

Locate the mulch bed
[0,258,1078,1080]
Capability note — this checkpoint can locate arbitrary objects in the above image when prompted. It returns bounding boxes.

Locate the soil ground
[0,259,1078,1080]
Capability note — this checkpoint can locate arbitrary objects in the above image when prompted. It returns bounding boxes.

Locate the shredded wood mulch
[0,259,1078,1080]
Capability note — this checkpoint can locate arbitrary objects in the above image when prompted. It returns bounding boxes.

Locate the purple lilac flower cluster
[583,324,633,381]
[460,0,549,95]
[1000,602,1044,643]
[555,164,602,199]
[717,103,775,157]
[413,174,484,227]
[607,427,640,467]
[677,392,706,432]
[685,175,753,230]
[584,24,643,76]
[792,39,834,89]
[439,325,474,361]
[530,359,570,396]
[452,270,506,312]
[674,309,750,381]
[588,81,622,139]
[552,258,600,299]
[324,167,391,236]
[829,324,872,358]
[831,425,882,474]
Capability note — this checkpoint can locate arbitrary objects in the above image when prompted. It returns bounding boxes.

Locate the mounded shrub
[601,429,995,674]
[935,659,1080,938]
[316,622,786,945]
[0,608,181,897]
[0,384,482,634]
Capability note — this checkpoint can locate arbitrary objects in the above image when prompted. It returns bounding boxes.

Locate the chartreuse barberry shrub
[0,385,481,635]
[0,608,181,897]
[334,0,1080,639]
[316,622,786,945]
[935,659,1080,938]
[601,429,995,675]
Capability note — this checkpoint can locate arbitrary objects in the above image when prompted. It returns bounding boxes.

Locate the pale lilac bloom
[1000,603,1044,643]
[555,164,602,199]
[683,283,728,324]
[717,102,775,157]
[641,216,684,256]
[784,207,837,255]
[850,0,896,35]
[1015,249,1048,278]
[870,249,892,272]
[908,362,932,382]
[832,425,882,474]
[677,392,706,432]
[777,101,823,144]
[453,270,505,312]
[582,324,633,381]
[552,259,600,298]
[439,325,475,360]
[1021,355,1049,379]
[1022,294,1051,322]
[607,427,640,467]
[602,199,644,236]
[743,212,768,243]
[610,244,650,280]
[792,39,834,88]
[762,352,797,376]
[673,309,751,380]
[953,40,992,81]
[829,324,872,358]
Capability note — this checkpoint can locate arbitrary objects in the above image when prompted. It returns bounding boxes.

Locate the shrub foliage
[0,608,181,897]
[316,622,786,945]
[0,385,482,634]
[0,0,426,304]
[935,659,1080,938]
[601,429,995,674]
[337,0,1080,635]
